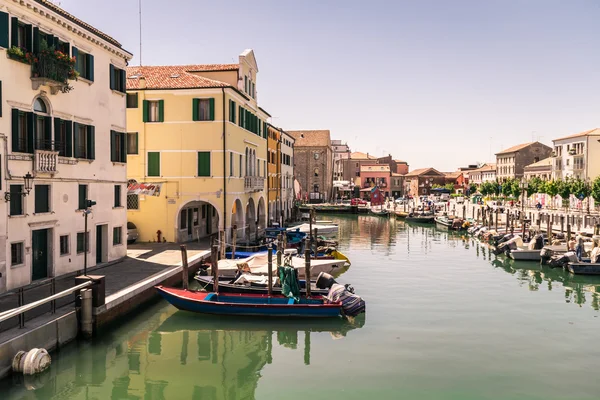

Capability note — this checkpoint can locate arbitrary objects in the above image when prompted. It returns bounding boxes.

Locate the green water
[3,215,600,400]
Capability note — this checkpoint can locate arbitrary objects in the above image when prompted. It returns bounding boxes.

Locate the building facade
[524,157,552,180]
[495,141,552,181]
[126,50,269,244]
[403,168,446,197]
[0,0,132,292]
[287,130,333,203]
[360,164,391,197]
[469,164,496,186]
[341,152,377,185]
[331,139,350,182]
[280,131,295,222]
[266,124,280,225]
[551,128,600,181]
[390,173,404,198]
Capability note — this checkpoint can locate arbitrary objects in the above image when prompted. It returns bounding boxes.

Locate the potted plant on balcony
[7,46,35,64]
[31,40,78,87]
[568,148,576,156]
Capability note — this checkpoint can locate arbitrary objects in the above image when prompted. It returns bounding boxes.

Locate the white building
[0,0,133,293]
[551,128,600,181]
[331,139,350,182]
[469,163,497,186]
[281,131,295,222]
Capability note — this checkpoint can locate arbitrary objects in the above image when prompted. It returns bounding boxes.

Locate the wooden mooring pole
[267,245,273,297]
[180,244,189,290]
[211,244,219,294]
[305,242,311,297]
[232,225,237,259]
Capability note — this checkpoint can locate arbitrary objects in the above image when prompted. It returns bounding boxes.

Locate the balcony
[244,176,264,192]
[31,51,75,95]
[34,141,60,174]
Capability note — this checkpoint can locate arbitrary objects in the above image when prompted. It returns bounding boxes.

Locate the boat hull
[507,250,541,261]
[194,275,330,296]
[156,286,342,318]
[567,263,600,275]
[405,216,435,224]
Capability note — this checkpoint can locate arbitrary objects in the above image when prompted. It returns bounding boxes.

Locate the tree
[501,179,514,197]
[432,184,442,189]
[543,179,559,209]
[570,177,591,213]
[527,176,543,197]
[591,176,600,206]
[557,178,572,210]
[444,183,455,192]
[469,183,478,195]
[511,179,523,199]
[480,181,493,196]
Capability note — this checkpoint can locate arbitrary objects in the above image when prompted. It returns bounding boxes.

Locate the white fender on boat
[12,348,51,375]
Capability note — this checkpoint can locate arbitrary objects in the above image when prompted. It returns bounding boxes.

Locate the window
[113,227,122,245]
[59,235,70,255]
[148,152,160,176]
[202,205,206,219]
[55,119,71,157]
[180,209,187,230]
[193,208,199,226]
[143,100,163,123]
[11,109,29,153]
[73,123,95,160]
[127,132,138,154]
[109,65,126,93]
[314,168,319,177]
[239,155,242,178]
[11,242,24,266]
[193,98,214,121]
[127,194,139,210]
[9,185,23,216]
[244,76,248,92]
[566,159,570,166]
[34,184,50,213]
[110,131,127,162]
[114,185,121,207]
[17,23,29,50]
[126,93,138,108]
[73,48,94,81]
[78,184,87,210]
[76,232,89,253]
[229,152,233,176]
[197,152,211,177]
[229,100,236,123]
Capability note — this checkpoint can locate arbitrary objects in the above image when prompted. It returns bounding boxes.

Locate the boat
[212,252,348,278]
[405,213,435,224]
[395,211,408,219]
[287,223,338,236]
[567,263,600,275]
[194,275,330,296]
[370,208,389,217]
[434,215,453,227]
[507,247,542,261]
[156,286,343,318]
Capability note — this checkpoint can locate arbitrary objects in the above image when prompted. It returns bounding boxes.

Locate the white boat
[507,247,541,261]
[211,253,348,278]
[287,223,338,236]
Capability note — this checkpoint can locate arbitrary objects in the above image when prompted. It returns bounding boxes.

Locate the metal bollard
[81,288,93,339]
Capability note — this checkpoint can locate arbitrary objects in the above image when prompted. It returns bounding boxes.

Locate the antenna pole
[139,0,143,66]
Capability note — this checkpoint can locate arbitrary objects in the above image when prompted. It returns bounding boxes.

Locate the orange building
[267,124,281,225]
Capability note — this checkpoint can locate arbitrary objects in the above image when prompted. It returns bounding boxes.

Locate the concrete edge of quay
[0,250,210,380]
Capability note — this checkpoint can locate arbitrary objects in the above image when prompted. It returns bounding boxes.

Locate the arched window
[245,148,249,176]
[33,97,51,150]
[314,168,319,177]
[33,98,48,113]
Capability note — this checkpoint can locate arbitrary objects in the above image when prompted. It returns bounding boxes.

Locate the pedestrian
[575,234,584,261]
[536,202,542,211]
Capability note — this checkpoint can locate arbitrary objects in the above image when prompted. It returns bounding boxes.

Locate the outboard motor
[533,234,544,250]
[316,272,338,290]
[540,247,553,265]
[548,251,578,268]
[326,283,365,317]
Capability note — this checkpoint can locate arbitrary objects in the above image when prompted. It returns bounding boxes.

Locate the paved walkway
[0,241,210,335]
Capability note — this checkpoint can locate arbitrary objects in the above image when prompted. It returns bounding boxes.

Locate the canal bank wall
[0,246,210,380]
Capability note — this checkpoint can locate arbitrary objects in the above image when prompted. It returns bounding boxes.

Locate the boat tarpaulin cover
[278,265,300,302]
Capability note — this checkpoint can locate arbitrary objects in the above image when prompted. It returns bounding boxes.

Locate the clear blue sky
[59,0,600,171]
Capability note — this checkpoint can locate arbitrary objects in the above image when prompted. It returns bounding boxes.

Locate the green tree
[432,184,442,189]
[444,183,455,192]
[527,176,543,197]
[592,176,600,203]
[469,183,478,195]
[501,179,514,197]
[557,178,572,210]
[543,179,559,209]
[480,181,492,196]
[571,177,591,213]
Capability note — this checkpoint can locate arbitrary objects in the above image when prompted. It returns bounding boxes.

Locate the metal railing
[0,280,92,329]
[31,52,71,85]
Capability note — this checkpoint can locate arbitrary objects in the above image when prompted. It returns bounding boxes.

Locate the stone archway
[231,199,244,241]
[257,197,266,235]
[175,200,220,243]
[245,198,256,242]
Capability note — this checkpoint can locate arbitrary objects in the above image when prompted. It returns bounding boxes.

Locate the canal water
[2,215,600,399]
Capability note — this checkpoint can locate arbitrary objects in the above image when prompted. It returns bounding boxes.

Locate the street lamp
[4,172,34,202]
[519,179,529,233]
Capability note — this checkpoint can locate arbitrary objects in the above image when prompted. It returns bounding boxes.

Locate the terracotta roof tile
[287,130,331,147]
[404,167,444,177]
[524,157,552,170]
[471,163,496,173]
[126,66,232,90]
[553,128,600,142]
[349,151,376,160]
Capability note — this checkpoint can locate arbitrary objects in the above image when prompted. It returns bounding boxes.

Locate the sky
[56,0,600,171]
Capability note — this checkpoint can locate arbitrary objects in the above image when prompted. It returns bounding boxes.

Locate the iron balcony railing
[31,52,71,85]
[13,138,64,154]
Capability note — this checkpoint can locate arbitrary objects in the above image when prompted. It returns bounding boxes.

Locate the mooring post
[567,222,572,251]
[495,208,499,229]
[313,228,319,258]
[267,245,273,297]
[547,214,552,243]
[81,288,93,339]
[211,245,219,294]
[232,224,237,259]
[276,234,283,267]
[180,244,189,290]
[305,243,311,297]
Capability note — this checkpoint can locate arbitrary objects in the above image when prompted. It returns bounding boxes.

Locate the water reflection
[1,305,364,400]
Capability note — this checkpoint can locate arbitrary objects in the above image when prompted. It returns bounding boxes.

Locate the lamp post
[519,179,529,233]
[4,172,34,202]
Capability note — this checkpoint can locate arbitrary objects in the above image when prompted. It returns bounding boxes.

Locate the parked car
[456,196,465,204]
[127,222,139,244]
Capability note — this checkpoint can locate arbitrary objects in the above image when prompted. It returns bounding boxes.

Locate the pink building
[360,164,391,197]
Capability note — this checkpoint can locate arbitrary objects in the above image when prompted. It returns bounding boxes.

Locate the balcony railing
[31,52,73,94]
[35,148,59,174]
[244,176,265,192]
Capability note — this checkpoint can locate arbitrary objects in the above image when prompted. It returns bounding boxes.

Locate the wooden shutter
[192,98,199,121]
[11,109,19,152]
[65,121,73,157]
[10,17,17,48]
[32,26,39,53]
[44,116,52,142]
[24,24,32,52]
[10,185,22,215]
[109,64,115,90]
[148,152,160,176]
[73,122,79,157]
[142,100,149,122]
[158,100,164,122]
[238,106,242,126]
[119,69,126,93]
[114,185,121,207]
[54,117,61,153]
[78,184,86,209]
[0,12,8,48]
[198,152,211,177]
[120,132,126,163]
[209,98,215,121]
[35,185,49,213]
[26,112,34,154]
[72,47,79,73]
[87,125,95,160]
[110,130,117,162]
[87,54,94,81]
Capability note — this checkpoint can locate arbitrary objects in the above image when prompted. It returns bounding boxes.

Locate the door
[96,225,103,264]
[187,209,192,236]
[32,229,48,281]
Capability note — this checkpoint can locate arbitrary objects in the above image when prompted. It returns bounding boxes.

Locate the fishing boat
[395,210,408,219]
[567,263,600,275]
[434,215,453,227]
[155,286,343,318]
[287,223,338,236]
[212,252,348,278]
[405,213,435,224]
[194,274,331,295]
[370,208,389,217]
[507,247,542,261]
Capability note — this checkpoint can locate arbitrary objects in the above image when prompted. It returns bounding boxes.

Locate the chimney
[139,76,147,89]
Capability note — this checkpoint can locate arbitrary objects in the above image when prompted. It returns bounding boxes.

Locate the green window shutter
[10,185,23,215]
[87,54,94,81]
[24,24,32,52]
[258,118,261,136]
[120,69,126,93]
[158,100,164,122]
[78,184,86,209]
[238,106,242,126]
[35,185,49,213]
[11,109,19,152]
[87,126,95,160]
[232,101,236,123]
[72,47,79,73]
[109,64,115,90]
[120,132,127,163]
[73,122,79,157]
[142,100,149,122]
[192,98,199,121]
[10,17,17,48]
[110,130,116,162]
[0,12,8,48]
[244,76,247,92]
[198,152,211,177]
[209,98,215,121]
[45,116,52,142]
[53,117,61,149]
[65,121,73,157]
[148,152,160,176]
[32,26,39,54]
[26,112,35,154]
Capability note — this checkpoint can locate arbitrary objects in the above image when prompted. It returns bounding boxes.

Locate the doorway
[32,229,49,281]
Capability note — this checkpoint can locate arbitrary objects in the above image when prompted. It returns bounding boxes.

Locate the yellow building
[267,124,282,225]
[126,50,269,243]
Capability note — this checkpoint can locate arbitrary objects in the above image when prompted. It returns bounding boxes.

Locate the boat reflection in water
[1,304,365,400]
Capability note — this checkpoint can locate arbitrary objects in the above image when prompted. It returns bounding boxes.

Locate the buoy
[12,348,51,375]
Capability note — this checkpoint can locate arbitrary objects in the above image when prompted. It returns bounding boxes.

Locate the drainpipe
[222,88,227,240]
